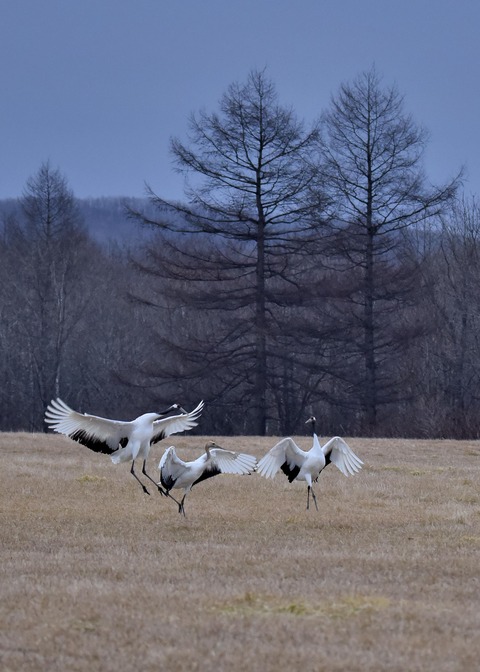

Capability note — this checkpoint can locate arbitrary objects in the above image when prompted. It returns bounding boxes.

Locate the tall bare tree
[131,69,325,434]
[12,163,92,425]
[319,67,461,433]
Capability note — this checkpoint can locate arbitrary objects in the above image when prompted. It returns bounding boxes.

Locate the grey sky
[1,0,478,201]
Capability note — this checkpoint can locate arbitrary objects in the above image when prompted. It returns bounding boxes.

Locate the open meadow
[1,431,480,671]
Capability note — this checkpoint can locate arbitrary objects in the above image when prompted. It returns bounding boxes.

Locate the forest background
[1,67,477,439]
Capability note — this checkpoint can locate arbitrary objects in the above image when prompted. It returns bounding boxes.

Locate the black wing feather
[192,465,222,488]
[160,472,176,492]
[70,429,123,455]
[280,461,301,483]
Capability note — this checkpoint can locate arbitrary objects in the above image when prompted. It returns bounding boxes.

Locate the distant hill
[78,196,152,244]
[0,196,159,245]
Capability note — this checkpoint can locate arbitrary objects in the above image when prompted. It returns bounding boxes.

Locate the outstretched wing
[257,437,307,482]
[44,398,131,455]
[150,400,204,445]
[322,436,363,476]
[209,448,257,475]
[158,446,187,490]
[190,448,257,489]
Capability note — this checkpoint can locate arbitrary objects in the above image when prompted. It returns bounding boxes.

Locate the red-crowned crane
[44,398,204,495]
[158,441,257,516]
[257,416,363,510]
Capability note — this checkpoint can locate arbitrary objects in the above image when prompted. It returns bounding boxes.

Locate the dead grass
[1,432,480,671]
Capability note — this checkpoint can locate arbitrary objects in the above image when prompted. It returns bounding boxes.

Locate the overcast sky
[1,0,478,202]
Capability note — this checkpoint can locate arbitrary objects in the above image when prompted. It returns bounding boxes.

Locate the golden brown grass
[1,432,480,671]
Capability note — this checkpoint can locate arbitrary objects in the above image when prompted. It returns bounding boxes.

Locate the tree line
[2,67,479,438]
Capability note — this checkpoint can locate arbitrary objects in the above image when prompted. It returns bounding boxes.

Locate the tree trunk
[364,225,377,433]
[255,219,267,435]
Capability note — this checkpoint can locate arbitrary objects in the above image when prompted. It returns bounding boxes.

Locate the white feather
[257,417,363,511]
[44,398,204,495]
[158,442,257,515]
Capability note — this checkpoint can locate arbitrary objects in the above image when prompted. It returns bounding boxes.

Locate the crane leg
[306,485,319,512]
[131,461,150,495]
[164,490,183,508]
[178,495,187,517]
[141,461,183,508]
[142,460,168,496]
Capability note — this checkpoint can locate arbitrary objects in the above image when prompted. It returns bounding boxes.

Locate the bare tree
[130,69,326,434]
[10,163,93,426]
[416,196,480,437]
[319,67,461,433]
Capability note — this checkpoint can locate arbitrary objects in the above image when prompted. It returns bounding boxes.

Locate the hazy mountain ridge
[0,196,155,245]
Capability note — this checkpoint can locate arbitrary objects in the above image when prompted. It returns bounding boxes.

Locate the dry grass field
[1,431,480,672]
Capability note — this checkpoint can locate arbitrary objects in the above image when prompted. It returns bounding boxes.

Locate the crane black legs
[129,459,187,513]
[130,460,151,495]
[129,460,181,508]
[174,495,187,517]
[141,459,184,508]
[141,459,168,495]
[306,485,319,511]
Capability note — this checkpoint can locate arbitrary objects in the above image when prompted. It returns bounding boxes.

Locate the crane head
[157,403,187,418]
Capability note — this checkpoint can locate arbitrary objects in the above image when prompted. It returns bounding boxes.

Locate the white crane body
[159,442,257,515]
[257,418,363,510]
[44,398,204,495]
